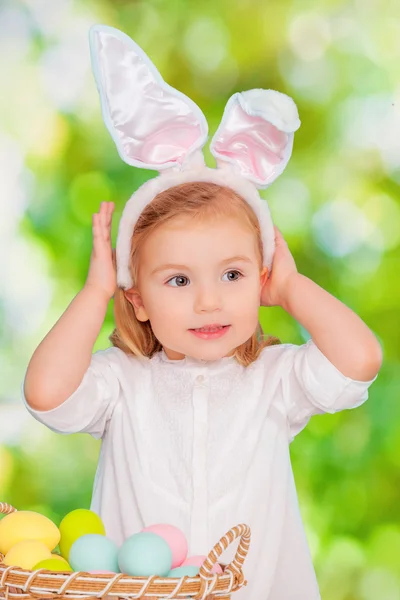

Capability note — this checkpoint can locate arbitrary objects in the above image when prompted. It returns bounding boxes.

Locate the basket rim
[0,561,243,599]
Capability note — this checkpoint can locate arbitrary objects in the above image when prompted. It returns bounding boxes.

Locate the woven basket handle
[0,503,17,516]
[199,523,250,579]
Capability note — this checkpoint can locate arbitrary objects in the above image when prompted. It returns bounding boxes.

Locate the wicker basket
[0,503,250,600]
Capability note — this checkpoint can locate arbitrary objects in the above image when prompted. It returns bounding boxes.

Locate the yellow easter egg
[33,558,72,572]
[59,509,105,560]
[0,511,60,555]
[51,554,66,561]
[4,540,52,569]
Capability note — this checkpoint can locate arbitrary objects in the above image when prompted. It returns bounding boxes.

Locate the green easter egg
[59,509,105,560]
[33,558,73,571]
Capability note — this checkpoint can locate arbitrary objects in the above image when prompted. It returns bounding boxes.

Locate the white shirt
[23,339,377,599]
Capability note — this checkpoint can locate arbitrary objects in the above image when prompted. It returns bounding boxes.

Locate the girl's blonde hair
[109,181,281,367]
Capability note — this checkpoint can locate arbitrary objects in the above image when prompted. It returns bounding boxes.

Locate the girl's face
[125,215,268,361]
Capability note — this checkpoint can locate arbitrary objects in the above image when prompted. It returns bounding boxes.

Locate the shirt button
[195,375,205,383]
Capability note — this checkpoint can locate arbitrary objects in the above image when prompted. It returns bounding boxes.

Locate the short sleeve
[22,348,123,439]
[278,339,379,441]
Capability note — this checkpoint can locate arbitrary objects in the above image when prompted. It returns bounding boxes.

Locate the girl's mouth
[189,325,231,340]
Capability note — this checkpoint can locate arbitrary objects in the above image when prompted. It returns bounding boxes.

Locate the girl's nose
[194,285,223,313]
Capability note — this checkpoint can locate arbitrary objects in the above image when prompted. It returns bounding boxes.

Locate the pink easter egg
[182,555,223,574]
[142,524,188,569]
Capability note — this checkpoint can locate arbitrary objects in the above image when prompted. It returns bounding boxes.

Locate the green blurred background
[0,0,399,598]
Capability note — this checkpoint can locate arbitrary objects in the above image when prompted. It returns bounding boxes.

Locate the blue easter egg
[69,534,119,573]
[168,566,200,577]
[118,532,172,577]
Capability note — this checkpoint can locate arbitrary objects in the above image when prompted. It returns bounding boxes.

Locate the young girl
[22,25,382,600]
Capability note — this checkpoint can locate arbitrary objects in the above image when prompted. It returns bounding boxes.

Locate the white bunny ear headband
[89,24,301,290]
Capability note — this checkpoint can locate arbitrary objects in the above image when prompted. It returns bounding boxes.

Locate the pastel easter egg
[59,509,105,560]
[33,558,73,572]
[4,540,52,569]
[142,524,188,569]
[118,532,172,577]
[0,511,60,555]
[69,534,119,573]
[51,554,67,561]
[181,555,223,574]
[168,566,200,577]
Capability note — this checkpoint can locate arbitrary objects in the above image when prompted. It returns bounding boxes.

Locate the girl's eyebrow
[151,255,253,275]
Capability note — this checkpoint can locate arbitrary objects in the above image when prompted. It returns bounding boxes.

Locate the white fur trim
[116,166,275,289]
[238,89,301,133]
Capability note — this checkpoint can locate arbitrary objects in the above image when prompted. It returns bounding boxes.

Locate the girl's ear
[124,288,149,322]
[260,267,269,287]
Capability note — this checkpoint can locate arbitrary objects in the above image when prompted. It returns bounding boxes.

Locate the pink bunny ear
[210,89,300,188]
[89,25,208,171]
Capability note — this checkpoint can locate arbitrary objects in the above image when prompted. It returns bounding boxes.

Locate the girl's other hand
[85,201,117,301]
[260,226,298,308]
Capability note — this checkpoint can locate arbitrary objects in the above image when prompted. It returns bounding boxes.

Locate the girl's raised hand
[260,226,298,308]
[85,201,117,301]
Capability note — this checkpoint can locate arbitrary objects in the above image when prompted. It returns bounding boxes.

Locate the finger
[99,202,110,241]
[92,214,102,250]
[105,204,113,241]
[274,226,286,244]
[106,202,114,230]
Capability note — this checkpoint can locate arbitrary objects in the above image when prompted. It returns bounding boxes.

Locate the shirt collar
[159,348,237,369]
